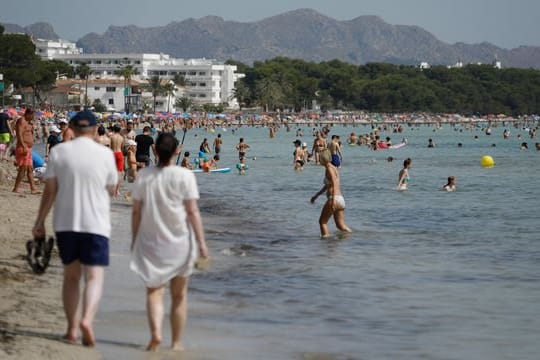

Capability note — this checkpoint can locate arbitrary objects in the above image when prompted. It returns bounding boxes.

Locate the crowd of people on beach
[0,104,538,353]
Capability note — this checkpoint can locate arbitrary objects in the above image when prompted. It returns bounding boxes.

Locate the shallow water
[85,123,539,359]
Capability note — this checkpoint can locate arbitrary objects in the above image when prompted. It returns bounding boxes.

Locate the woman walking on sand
[130,133,209,351]
[310,149,352,237]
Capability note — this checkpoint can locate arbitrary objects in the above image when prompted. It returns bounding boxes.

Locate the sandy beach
[0,160,100,360]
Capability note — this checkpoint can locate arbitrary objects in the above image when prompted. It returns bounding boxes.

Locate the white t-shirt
[45,136,118,237]
[130,166,200,287]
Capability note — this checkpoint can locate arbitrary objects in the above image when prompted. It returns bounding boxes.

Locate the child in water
[236,157,249,175]
[442,176,456,192]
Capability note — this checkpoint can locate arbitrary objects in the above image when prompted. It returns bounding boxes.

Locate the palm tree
[77,63,92,108]
[175,96,193,113]
[116,63,137,112]
[162,81,176,113]
[255,77,285,112]
[230,81,251,110]
[145,75,163,113]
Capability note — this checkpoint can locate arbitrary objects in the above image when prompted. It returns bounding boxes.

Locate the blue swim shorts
[56,232,109,266]
[331,154,341,167]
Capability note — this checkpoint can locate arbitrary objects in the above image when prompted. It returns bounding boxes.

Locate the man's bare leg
[26,165,40,193]
[12,167,25,192]
[146,286,165,351]
[80,266,104,347]
[63,261,82,342]
[170,276,189,351]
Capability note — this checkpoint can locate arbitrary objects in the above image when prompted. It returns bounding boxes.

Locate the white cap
[50,125,61,133]
[58,118,68,124]
[302,142,307,147]
[126,139,137,146]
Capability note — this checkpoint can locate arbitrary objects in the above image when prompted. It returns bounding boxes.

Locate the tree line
[2,25,539,115]
[227,57,540,115]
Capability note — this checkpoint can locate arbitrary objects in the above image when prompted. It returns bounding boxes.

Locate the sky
[1,0,539,49]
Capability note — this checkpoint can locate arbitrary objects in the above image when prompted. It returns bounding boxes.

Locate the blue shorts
[56,232,109,266]
[331,154,341,167]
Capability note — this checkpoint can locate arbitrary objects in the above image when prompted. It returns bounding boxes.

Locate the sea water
[90,123,539,359]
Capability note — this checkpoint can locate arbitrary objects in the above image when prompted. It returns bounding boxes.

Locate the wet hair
[213,155,220,161]
[156,133,179,166]
[184,151,190,157]
[403,158,412,167]
[448,176,455,182]
[97,125,106,136]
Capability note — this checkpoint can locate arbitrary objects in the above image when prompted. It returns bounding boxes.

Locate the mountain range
[3,9,540,69]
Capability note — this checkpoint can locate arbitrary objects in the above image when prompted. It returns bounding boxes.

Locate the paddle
[175,124,188,165]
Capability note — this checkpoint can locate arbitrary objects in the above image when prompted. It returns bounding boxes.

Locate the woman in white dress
[130,133,209,351]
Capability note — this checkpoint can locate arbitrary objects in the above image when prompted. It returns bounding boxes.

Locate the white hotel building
[33,39,244,111]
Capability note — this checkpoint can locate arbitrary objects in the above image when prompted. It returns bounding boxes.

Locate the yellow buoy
[481,155,495,168]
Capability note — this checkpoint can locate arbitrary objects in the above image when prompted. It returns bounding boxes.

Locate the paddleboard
[389,142,407,149]
[193,167,231,173]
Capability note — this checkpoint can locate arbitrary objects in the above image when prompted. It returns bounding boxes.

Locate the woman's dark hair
[97,125,106,136]
[156,133,179,166]
[403,158,412,167]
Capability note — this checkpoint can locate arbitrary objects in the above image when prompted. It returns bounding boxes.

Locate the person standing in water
[442,176,456,192]
[310,149,352,237]
[397,158,412,191]
[236,137,250,160]
[130,133,209,352]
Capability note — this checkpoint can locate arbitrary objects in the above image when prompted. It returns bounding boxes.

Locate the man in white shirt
[33,110,118,347]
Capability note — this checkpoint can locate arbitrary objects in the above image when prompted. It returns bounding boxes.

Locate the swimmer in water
[442,176,456,192]
[397,158,412,191]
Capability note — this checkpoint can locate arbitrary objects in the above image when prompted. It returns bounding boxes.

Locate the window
[189,94,197,98]
[198,72,206,76]
[188,71,197,76]
[108,99,114,105]
[189,82,197,87]
[95,60,102,64]
[135,60,141,64]
[199,82,206,87]
[94,87,100,91]
[199,94,206,98]
[106,87,116,92]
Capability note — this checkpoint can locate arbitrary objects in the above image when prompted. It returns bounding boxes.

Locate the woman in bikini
[310,149,352,237]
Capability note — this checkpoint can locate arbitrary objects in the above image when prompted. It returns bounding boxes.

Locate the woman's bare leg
[170,276,189,351]
[319,202,334,237]
[334,209,352,233]
[146,286,165,351]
